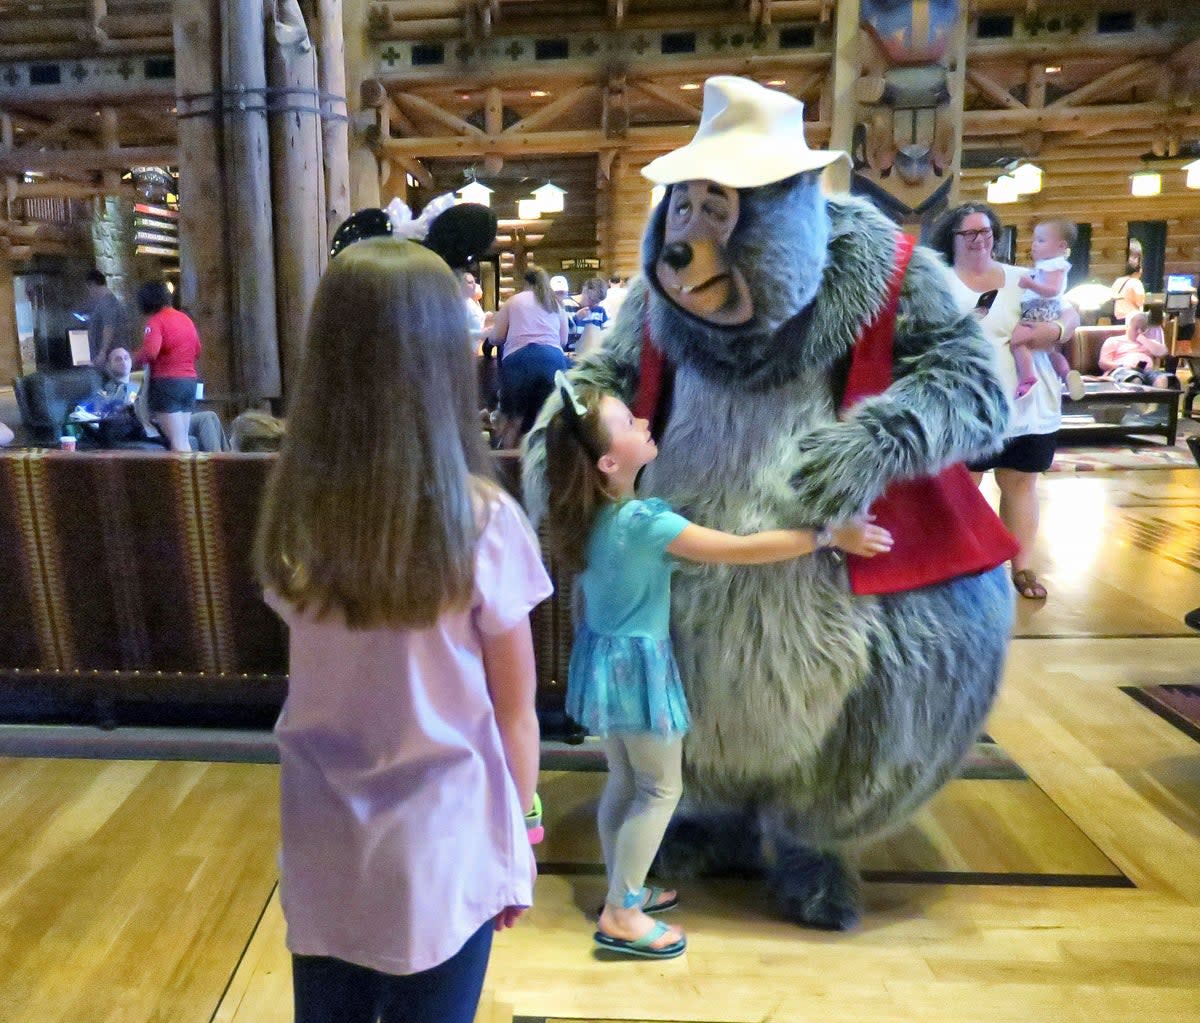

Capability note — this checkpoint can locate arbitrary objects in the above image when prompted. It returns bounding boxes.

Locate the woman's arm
[131,319,162,367]
[558,308,569,347]
[486,301,510,344]
[482,618,540,816]
[1009,304,1080,352]
[1136,328,1168,358]
[667,517,892,564]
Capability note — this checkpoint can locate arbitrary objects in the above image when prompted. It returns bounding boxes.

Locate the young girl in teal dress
[543,374,893,960]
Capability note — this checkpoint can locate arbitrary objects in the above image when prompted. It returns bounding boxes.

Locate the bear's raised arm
[787,244,1010,522]
[520,277,648,524]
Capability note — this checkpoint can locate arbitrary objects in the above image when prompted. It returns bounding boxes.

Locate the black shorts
[967,431,1057,474]
[148,376,198,413]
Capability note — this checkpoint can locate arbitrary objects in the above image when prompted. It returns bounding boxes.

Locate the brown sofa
[1066,325,1124,376]
[0,450,573,731]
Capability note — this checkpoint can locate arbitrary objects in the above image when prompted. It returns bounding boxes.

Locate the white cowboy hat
[642,76,846,189]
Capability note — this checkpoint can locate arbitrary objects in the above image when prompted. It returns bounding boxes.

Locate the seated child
[1013,219,1084,401]
[1099,309,1172,387]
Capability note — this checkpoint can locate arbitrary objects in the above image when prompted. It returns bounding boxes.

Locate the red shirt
[135,307,201,378]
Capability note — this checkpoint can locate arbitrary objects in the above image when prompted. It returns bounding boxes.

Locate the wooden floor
[2,467,1199,1023]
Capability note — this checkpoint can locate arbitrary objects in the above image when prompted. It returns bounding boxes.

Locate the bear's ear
[423,202,498,270]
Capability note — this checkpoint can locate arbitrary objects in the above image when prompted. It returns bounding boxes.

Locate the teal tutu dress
[565,498,692,738]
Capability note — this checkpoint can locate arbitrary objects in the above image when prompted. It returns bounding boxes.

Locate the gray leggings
[598,733,684,908]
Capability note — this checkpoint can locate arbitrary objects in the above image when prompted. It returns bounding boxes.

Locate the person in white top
[1013,219,1083,401]
[1110,259,1145,324]
[932,203,1080,602]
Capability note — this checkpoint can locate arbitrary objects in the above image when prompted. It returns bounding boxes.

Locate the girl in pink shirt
[256,238,551,1023]
[1099,310,1171,387]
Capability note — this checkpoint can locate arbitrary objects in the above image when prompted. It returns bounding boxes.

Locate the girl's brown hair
[543,385,612,574]
[254,238,494,628]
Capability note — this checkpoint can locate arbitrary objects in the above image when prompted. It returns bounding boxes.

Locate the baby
[1014,219,1084,401]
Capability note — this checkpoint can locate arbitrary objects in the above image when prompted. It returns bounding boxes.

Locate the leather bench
[0,450,573,732]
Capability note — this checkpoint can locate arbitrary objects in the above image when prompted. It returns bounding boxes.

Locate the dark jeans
[292,921,493,1023]
[499,343,569,434]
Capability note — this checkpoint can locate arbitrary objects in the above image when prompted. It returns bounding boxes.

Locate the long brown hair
[543,384,612,573]
[525,268,557,313]
[254,238,494,628]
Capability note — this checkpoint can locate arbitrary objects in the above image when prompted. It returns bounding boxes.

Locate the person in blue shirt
[541,374,891,960]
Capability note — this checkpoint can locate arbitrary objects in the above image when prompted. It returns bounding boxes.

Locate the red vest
[636,233,1018,596]
[840,233,1018,594]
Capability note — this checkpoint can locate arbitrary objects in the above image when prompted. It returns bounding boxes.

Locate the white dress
[945,263,1061,439]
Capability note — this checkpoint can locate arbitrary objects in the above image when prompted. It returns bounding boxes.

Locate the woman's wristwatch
[814,525,835,550]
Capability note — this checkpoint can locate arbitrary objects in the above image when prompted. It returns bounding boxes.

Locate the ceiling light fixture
[517,198,541,219]
[1011,162,1043,194]
[1130,169,1161,197]
[680,83,700,91]
[458,179,494,206]
[986,174,1019,204]
[1183,158,1200,190]
[531,181,565,213]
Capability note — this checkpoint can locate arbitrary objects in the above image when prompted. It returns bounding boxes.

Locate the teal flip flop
[595,885,679,919]
[593,919,687,960]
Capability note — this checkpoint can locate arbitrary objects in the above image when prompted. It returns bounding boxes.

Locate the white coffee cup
[59,435,76,451]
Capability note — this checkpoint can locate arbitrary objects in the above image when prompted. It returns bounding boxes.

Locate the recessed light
[766,79,786,87]
[1045,65,1061,74]
[530,90,549,97]
[460,93,471,100]
[680,83,700,91]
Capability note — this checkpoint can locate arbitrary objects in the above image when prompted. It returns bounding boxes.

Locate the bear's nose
[661,242,693,271]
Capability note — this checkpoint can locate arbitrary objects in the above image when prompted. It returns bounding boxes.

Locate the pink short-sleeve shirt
[268,488,552,975]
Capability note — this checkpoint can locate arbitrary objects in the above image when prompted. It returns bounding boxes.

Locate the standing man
[84,270,132,367]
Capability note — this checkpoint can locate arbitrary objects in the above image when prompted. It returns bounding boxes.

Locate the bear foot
[653,807,763,880]
[769,846,861,930]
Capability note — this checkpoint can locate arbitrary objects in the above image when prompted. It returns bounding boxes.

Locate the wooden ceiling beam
[629,80,701,121]
[965,68,1025,111]
[500,84,597,135]
[0,145,178,173]
[963,102,1199,136]
[393,90,485,138]
[1046,58,1156,111]
[379,52,832,89]
[382,120,830,158]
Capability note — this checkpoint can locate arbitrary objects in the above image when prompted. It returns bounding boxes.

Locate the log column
[268,20,326,400]
[343,0,380,211]
[825,0,859,194]
[173,0,233,395]
[222,0,282,399]
[0,112,22,382]
[315,0,351,236]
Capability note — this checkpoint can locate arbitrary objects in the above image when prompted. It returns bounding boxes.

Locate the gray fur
[524,188,1015,929]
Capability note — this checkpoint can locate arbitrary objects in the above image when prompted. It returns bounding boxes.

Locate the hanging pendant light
[531,182,566,213]
[986,174,1019,204]
[1130,169,1161,197]
[1011,163,1043,194]
[458,180,493,206]
[516,198,541,219]
[1183,159,1200,190]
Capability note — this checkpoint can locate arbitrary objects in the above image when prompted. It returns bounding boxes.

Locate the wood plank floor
[3,467,1199,1023]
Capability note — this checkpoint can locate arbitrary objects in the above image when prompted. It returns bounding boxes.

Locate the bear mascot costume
[524,76,1018,930]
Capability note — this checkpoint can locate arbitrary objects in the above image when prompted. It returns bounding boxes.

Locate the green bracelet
[524,791,542,825]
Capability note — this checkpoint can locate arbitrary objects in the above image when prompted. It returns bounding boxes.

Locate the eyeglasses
[954,228,994,243]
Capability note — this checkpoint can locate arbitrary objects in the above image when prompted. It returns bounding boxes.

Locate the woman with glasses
[930,203,1080,602]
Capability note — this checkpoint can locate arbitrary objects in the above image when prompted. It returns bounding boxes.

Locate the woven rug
[1122,685,1200,743]
[1049,443,1198,472]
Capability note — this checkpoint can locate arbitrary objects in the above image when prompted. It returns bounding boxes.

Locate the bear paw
[769,848,861,931]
